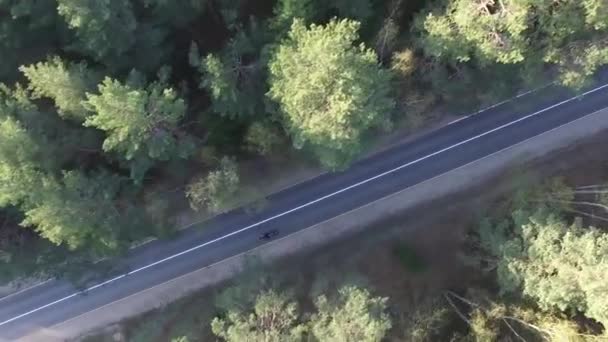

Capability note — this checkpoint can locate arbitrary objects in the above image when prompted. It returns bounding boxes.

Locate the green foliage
[271,0,318,31]
[20,56,101,121]
[268,18,395,169]
[193,22,270,120]
[20,171,136,254]
[57,0,137,62]
[186,157,240,213]
[476,210,608,328]
[245,121,284,156]
[170,337,190,342]
[0,0,60,81]
[0,116,45,207]
[399,297,452,342]
[454,291,601,342]
[140,0,207,28]
[211,290,306,342]
[84,71,195,183]
[310,285,392,342]
[415,0,608,88]
[545,37,608,89]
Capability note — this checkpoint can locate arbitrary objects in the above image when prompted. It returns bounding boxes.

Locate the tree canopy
[211,290,306,342]
[84,71,195,182]
[415,0,608,88]
[310,285,392,342]
[474,205,608,328]
[57,0,137,63]
[20,56,101,121]
[268,18,394,169]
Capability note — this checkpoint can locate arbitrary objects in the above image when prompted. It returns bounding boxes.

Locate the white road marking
[2,81,608,328]
[448,82,555,125]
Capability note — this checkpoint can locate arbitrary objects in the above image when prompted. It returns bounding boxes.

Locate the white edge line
[49,97,608,335]
[449,82,555,125]
[1,81,607,328]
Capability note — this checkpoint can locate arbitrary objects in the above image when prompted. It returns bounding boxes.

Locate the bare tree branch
[443,292,471,325]
[502,318,528,342]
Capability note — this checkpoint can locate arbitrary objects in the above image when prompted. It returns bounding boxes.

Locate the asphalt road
[2,75,608,340]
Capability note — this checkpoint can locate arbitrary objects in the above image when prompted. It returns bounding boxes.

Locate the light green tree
[268,19,394,169]
[84,71,195,183]
[0,84,74,208]
[0,116,45,207]
[310,285,392,342]
[545,37,608,89]
[57,0,137,62]
[20,171,128,253]
[211,290,305,342]
[478,210,608,328]
[415,0,608,88]
[446,290,603,341]
[20,56,101,121]
[186,157,240,213]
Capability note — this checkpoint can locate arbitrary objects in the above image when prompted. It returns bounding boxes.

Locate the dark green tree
[57,0,137,63]
[139,0,207,28]
[0,0,61,81]
[191,22,270,120]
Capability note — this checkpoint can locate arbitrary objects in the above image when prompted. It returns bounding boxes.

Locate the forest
[1,0,608,300]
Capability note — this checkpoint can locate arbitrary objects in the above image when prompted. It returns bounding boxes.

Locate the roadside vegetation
[86,137,608,341]
[2,0,608,297]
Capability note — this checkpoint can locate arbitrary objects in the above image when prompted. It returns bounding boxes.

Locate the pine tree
[268,19,394,169]
[84,70,195,183]
[20,56,101,121]
[57,0,137,62]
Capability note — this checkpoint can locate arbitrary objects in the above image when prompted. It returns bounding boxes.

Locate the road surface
[2,76,608,340]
